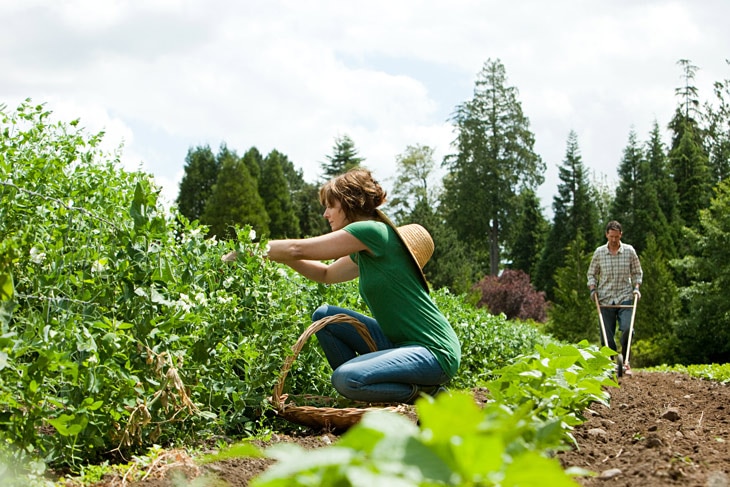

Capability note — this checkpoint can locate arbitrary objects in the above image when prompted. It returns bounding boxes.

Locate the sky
[2,0,729,216]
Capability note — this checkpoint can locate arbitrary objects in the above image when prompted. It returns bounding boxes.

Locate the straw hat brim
[375,210,434,292]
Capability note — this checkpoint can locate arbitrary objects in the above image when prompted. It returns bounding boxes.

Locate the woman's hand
[221,250,238,263]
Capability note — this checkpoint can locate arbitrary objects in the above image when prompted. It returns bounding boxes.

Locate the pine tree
[645,121,681,258]
[201,151,269,239]
[673,179,730,363]
[443,58,544,276]
[702,65,730,183]
[175,145,220,222]
[545,232,596,344]
[668,59,712,229]
[534,131,599,298]
[628,235,681,367]
[610,129,673,255]
[242,146,263,181]
[506,188,548,278]
[260,150,299,238]
[320,134,365,179]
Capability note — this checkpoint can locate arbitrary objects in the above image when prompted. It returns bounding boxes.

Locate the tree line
[175,57,730,366]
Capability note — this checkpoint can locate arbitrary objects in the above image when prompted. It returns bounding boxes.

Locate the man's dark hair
[605,220,622,233]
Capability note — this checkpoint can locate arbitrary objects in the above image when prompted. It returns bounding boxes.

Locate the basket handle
[271,313,378,406]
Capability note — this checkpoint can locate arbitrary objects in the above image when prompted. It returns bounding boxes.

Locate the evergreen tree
[668,59,712,229]
[609,130,643,244]
[320,134,365,179]
[610,129,671,255]
[673,179,730,363]
[506,188,548,278]
[175,145,220,222]
[545,232,595,344]
[201,152,269,239]
[260,150,299,238]
[645,121,681,258]
[703,64,730,183]
[294,182,329,237]
[629,235,681,367]
[242,146,264,181]
[534,131,599,298]
[589,171,614,229]
[669,120,712,229]
[443,58,544,276]
[268,148,328,237]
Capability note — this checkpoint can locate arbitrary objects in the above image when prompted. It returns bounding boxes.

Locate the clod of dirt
[661,407,681,421]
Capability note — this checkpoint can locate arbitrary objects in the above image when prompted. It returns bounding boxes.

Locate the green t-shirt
[344,220,461,378]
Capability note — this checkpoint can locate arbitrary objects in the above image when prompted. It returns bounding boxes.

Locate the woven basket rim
[271,313,399,429]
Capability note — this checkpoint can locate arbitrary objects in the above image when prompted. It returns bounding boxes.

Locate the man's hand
[633,288,641,300]
[590,289,597,301]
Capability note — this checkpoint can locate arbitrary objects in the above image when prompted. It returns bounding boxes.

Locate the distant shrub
[472,269,547,322]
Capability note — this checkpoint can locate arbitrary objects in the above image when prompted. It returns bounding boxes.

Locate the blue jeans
[598,299,634,360]
[312,304,449,403]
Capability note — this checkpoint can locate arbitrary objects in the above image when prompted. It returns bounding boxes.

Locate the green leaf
[0,271,13,300]
[503,450,581,486]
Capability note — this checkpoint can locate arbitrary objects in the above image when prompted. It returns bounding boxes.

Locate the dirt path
[112,371,730,487]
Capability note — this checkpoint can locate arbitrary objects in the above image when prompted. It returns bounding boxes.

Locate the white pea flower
[91,258,108,273]
[249,229,257,241]
[217,295,232,304]
[30,247,46,264]
[277,268,289,278]
[176,293,192,312]
[223,276,234,288]
[194,292,207,305]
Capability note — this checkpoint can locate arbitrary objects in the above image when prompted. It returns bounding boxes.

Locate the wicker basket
[271,313,405,431]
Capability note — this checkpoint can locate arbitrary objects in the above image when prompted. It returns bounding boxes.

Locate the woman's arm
[267,229,368,284]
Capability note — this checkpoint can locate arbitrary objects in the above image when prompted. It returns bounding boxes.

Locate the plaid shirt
[587,242,643,305]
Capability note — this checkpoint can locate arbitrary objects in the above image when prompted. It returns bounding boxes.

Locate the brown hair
[605,220,623,233]
[319,168,387,222]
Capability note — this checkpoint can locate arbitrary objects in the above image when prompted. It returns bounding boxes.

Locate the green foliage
[434,289,554,388]
[535,131,599,299]
[645,362,730,383]
[201,149,270,239]
[545,233,596,344]
[248,341,615,486]
[320,134,365,180]
[506,188,548,277]
[175,145,220,223]
[388,144,440,223]
[672,179,730,363]
[260,150,299,238]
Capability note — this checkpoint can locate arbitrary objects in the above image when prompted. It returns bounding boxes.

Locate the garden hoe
[593,294,638,379]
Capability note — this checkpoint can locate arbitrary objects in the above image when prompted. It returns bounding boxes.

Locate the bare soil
[94,371,730,487]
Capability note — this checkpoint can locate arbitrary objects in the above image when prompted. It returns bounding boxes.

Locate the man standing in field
[587,220,643,375]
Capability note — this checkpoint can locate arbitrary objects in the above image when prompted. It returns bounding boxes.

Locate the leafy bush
[471,269,547,322]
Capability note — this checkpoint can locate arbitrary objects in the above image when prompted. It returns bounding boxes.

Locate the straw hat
[375,210,434,292]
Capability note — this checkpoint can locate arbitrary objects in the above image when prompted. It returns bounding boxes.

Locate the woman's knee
[331,365,358,396]
[312,304,330,322]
